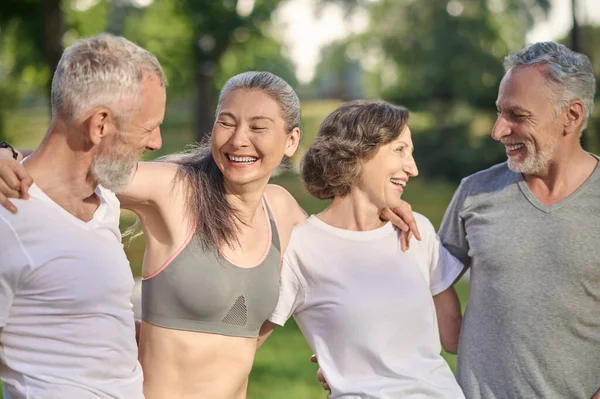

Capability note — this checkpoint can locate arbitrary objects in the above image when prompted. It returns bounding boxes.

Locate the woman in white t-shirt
[261,101,466,399]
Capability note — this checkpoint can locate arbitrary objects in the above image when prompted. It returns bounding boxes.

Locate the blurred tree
[176,0,287,142]
[560,24,600,153]
[0,0,65,138]
[319,0,552,182]
[0,0,64,101]
[311,40,364,100]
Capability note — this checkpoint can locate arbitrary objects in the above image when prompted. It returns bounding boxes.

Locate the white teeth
[505,143,524,151]
[390,179,406,187]
[228,155,257,163]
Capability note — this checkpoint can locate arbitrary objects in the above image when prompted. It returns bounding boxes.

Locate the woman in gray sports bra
[120,71,308,399]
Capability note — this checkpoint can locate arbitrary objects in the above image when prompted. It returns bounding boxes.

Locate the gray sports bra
[141,198,281,338]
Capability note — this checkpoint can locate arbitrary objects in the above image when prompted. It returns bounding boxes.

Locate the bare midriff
[139,322,257,399]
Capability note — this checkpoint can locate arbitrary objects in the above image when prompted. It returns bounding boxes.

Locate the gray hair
[51,33,166,127]
[503,41,595,131]
[216,71,301,135]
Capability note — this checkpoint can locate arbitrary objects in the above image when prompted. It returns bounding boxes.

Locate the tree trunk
[42,0,64,108]
[570,0,580,52]
[569,0,588,149]
[194,59,217,143]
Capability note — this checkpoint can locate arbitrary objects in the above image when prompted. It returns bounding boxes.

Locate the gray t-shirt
[439,157,600,399]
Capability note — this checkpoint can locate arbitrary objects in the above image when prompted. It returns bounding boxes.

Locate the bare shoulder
[264,184,307,254]
[264,184,306,224]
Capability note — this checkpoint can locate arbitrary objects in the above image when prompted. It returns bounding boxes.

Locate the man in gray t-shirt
[439,42,600,398]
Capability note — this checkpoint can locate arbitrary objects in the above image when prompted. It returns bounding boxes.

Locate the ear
[284,127,301,158]
[85,107,116,145]
[564,99,585,136]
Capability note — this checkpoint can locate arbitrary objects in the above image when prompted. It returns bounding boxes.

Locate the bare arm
[256,320,278,349]
[265,184,307,224]
[433,286,462,354]
[117,161,179,212]
[264,184,307,255]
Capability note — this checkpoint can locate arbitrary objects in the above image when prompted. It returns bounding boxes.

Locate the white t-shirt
[270,213,465,399]
[0,184,143,399]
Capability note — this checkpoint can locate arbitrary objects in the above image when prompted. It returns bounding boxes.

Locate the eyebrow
[249,116,275,122]
[217,112,274,123]
[397,142,414,151]
[496,103,530,113]
[149,121,163,130]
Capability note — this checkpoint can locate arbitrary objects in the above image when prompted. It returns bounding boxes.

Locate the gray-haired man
[439,42,600,398]
[0,34,165,398]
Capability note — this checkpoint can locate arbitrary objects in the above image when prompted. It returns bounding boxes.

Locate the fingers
[316,368,330,392]
[0,194,17,214]
[0,175,20,213]
[310,354,318,363]
[406,215,421,242]
[0,161,24,195]
[400,230,409,252]
[388,201,422,242]
[14,164,33,199]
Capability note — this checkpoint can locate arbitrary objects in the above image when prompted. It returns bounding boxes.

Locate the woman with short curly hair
[264,100,466,398]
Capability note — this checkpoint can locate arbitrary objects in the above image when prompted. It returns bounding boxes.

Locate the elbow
[440,316,461,354]
[442,339,459,355]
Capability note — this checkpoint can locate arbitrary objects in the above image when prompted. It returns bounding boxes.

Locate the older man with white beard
[0,34,165,399]
[438,42,600,398]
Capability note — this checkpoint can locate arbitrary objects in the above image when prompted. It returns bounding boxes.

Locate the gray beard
[506,141,557,176]
[90,155,135,192]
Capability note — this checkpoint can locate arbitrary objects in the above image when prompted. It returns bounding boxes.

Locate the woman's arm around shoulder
[264,184,307,254]
[118,161,180,212]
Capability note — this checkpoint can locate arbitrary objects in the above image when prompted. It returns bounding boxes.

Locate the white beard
[90,154,136,192]
[507,139,558,176]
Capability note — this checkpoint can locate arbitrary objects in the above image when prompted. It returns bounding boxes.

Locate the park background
[1,0,599,398]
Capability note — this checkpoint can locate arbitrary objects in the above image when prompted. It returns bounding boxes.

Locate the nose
[229,124,250,148]
[146,127,163,151]
[404,154,419,177]
[491,115,511,141]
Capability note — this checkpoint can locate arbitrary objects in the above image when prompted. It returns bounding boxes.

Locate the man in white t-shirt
[0,34,166,399]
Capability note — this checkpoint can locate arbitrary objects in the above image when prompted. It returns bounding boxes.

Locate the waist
[1,367,143,399]
[139,322,256,398]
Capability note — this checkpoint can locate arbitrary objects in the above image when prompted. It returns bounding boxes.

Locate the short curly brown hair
[302,100,409,200]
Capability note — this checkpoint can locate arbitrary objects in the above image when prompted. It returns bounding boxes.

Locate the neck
[318,189,385,231]
[24,119,98,201]
[523,145,597,203]
[224,178,269,226]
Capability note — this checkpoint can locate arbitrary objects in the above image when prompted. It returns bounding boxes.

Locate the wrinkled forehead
[218,89,283,120]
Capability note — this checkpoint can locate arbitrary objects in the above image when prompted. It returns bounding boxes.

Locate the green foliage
[313,0,557,183]
[217,35,298,90]
[123,0,195,94]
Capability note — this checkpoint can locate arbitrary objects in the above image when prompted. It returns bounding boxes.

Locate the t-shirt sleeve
[269,255,305,326]
[438,177,471,264]
[427,231,465,296]
[0,217,29,327]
